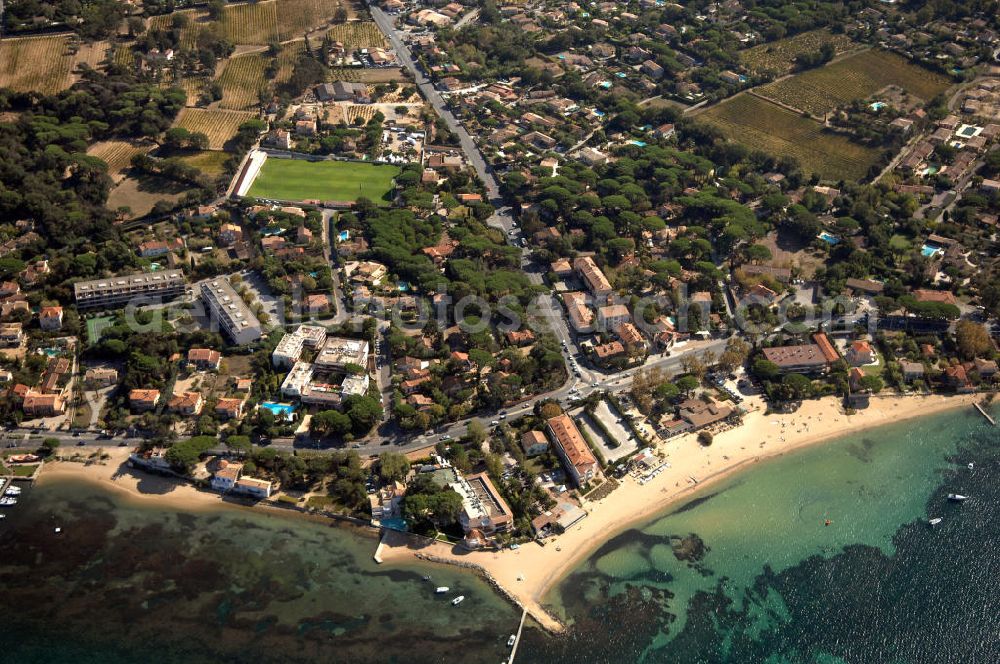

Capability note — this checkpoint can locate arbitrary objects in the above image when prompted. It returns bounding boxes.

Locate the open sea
[1,403,998,664]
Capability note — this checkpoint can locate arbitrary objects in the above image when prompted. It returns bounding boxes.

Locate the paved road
[371,6,504,210]
[348,337,727,455]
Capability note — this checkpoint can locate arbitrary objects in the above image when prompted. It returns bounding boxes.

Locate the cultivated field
[740,29,856,76]
[279,0,356,40]
[246,158,398,202]
[698,94,881,182]
[0,35,75,94]
[217,42,302,109]
[217,53,270,109]
[326,21,386,48]
[87,141,155,180]
[329,66,405,83]
[72,41,110,73]
[345,104,378,124]
[757,49,953,116]
[173,108,257,149]
[147,10,203,49]
[149,0,354,46]
[113,44,136,69]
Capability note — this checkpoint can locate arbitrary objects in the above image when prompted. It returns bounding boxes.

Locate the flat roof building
[761,344,830,373]
[74,270,187,310]
[315,337,368,371]
[273,324,328,368]
[451,471,513,535]
[200,278,263,346]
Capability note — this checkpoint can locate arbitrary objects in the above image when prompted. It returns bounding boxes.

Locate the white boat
[968,463,974,470]
[451,595,465,606]
[507,635,516,647]
[0,497,16,506]
[435,586,449,594]
[928,517,943,526]
[947,494,969,502]
[0,513,6,519]
[422,575,431,581]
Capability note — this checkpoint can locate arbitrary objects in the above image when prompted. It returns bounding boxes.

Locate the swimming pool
[629,140,647,147]
[817,232,840,245]
[260,402,296,421]
[956,124,982,138]
[921,243,942,257]
[338,230,350,242]
[380,517,408,531]
[870,101,886,111]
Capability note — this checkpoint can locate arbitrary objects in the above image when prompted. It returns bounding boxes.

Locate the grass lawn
[247,159,399,204]
[305,495,335,509]
[72,402,93,429]
[12,464,39,477]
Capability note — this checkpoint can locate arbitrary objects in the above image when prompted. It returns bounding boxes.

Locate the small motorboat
[0,513,6,519]
[507,635,516,647]
[435,586,449,594]
[451,595,465,606]
[422,575,431,581]
[54,527,62,534]
[968,463,975,470]
[947,494,969,502]
[928,517,943,527]
[5,486,21,495]
[0,497,16,507]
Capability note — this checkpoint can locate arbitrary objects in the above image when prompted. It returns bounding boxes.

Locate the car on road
[441,434,451,441]
[490,420,499,426]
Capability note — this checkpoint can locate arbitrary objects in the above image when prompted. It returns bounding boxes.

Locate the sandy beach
[36,447,242,513]
[377,393,984,632]
[30,394,985,633]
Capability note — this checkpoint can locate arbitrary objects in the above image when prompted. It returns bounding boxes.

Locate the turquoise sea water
[1,404,998,663]
[517,403,1000,663]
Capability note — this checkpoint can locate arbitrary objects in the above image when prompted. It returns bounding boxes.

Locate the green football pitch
[247,158,399,203]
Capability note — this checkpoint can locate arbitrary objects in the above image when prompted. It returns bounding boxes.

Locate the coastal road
[348,337,728,456]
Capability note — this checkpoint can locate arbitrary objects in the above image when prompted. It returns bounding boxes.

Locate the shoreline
[35,449,379,536]
[29,394,986,633]
[377,393,984,632]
